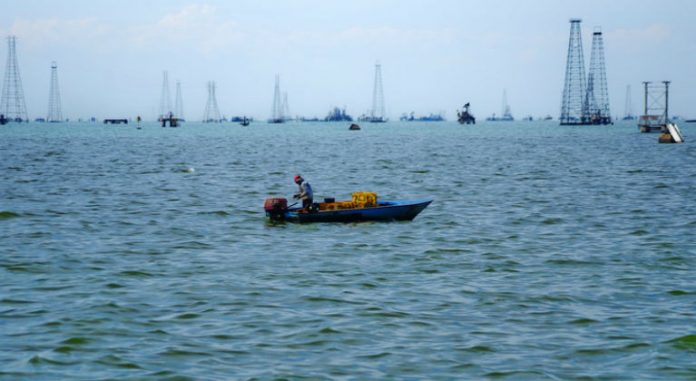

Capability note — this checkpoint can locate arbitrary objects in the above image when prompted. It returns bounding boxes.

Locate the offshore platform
[486,89,514,121]
[158,71,184,126]
[638,81,671,133]
[559,20,612,125]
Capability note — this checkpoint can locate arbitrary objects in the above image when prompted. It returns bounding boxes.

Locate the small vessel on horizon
[325,107,353,122]
[400,112,445,122]
[457,103,475,124]
[486,90,514,122]
[358,114,388,123]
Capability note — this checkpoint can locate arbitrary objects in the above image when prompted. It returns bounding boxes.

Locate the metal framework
[47,61,62,122]
[282,92,290,121]
[560,20,586,125]
[370,62,386,122]
[159,71,172,119]
[501,89,513,119]
[203,81,221,123]
[623,85,634,120]
[585,28,611,124]
[560,21,612,125]
[1,36,28,122]
[269,75,284,123]
[174,80,184,120]
[638,81,670,133]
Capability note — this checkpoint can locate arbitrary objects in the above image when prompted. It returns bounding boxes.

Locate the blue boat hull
[275,200,432,223]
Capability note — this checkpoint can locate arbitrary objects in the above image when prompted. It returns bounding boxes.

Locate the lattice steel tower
[159,71,172,119]
[203,81,221,122]
[370,62,386,122]
[560,20,587,125]
[1,36,29,122]
[269,75,283,123]
[174,80,184,120]
[585,27,611,124]
[282,92,290,121]
[47,61,62,122]
[623,85,634,119]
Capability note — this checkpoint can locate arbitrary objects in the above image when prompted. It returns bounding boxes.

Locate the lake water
[1,120,695,380]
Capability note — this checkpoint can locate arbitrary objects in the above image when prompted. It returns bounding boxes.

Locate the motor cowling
[264,197,288,220]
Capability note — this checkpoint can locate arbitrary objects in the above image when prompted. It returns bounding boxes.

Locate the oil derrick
[585,27,610,124]
[269,75,283,123]
[282,92,290,121]
[203,81,221,122]
[159,71,172,120]
[623,85,634,120]
[501,89,513,119]
[370,62,386,122]
[560,20,587,125]
[1,36,29,122]
[174,81,184,121]
[47,61,62,122]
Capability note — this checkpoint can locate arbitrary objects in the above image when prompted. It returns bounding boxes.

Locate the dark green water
[1,120,695,380]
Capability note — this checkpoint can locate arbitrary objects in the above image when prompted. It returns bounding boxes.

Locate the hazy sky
[1,0,694,120]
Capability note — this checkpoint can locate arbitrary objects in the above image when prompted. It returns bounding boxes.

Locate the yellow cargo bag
[352,192,377,208]
[335,201,356,210]
[320,201,356,210]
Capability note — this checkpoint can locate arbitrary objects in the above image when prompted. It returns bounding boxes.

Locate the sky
[1,0,695,121]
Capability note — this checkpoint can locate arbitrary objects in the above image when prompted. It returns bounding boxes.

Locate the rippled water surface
[1,121,696,380]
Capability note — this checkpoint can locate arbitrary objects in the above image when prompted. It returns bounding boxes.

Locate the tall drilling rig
[174,80,184,121]
[159,71,172,120]
[560,20,587,125]
[203,81,221,123]
[560,20,611,125]
[269,75,284,123]
[585,27,611,124]
[1,36,29,122]
[47,61,63,122]
[369,62,386,123]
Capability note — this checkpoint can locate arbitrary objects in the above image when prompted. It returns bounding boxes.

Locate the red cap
[294,175,302,182]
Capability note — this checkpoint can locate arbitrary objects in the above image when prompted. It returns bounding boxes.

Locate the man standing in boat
[293,175,314,211]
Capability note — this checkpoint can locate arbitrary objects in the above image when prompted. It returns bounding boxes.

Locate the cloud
[337,26,457,47]
[4,4,458,58]
[8,18,112,49]
[128,4,245,53]
[606,24,671,50]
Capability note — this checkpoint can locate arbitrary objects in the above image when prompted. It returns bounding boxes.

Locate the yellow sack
[352,192,377,208]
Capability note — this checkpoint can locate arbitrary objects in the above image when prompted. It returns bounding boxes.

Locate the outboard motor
[264,197,288,221]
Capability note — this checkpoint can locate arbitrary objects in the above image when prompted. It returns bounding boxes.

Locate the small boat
[240,117,250,126]
[264,197,432,223]
[457,103,475,125]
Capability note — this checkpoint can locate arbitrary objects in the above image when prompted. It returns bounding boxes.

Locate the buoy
[658,133,674,144]
[659,123,685,144]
